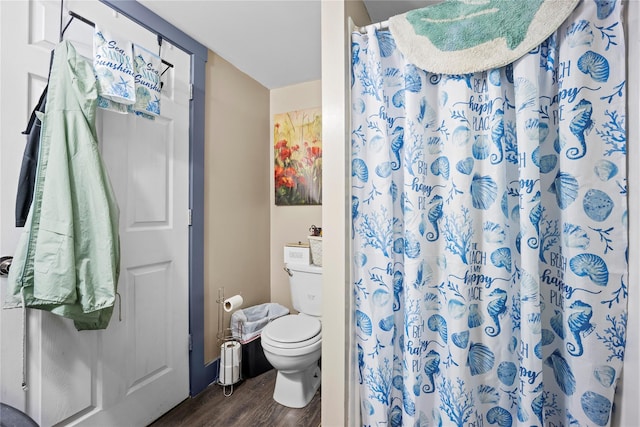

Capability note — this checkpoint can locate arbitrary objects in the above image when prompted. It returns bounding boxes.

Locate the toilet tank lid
[285,263,322,274]
[263,315,321,343]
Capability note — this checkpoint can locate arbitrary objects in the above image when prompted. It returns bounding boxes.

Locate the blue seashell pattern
[456,157,474,175]
[594,159,618,181]
[594,365,616,388]
[538,154,558,173]
[577,50,610,82]
[452,330,470,348]
[566,19,594,47]
[545,349,577,395]
[583,188,614,221]
[483,221,506,243]
[563,223,591,249]
[427,314,448,342]
[431,156,450,179]
[352,158,368,182]
[570,253,609,287]
[486,406,512,427]
[467,342,495,376]
[468,303,485,328]
[423,292,439,310]
[472,135,491,160]
[376,31,397,57]
[452,125,471,146]
[581,391,612,426]
[379,315,395,331]
[477,384,500,404]
[595,0,617,20]
[351,1,627,425]
[375,162,392,178]
[497,361,517,386]
[404,65,423,92]
[549,171,579,209]
[448,299,466,319]
[490,247,511,272]
[356,310,373,336]
[372,288,390,306]
[470,174,498,210]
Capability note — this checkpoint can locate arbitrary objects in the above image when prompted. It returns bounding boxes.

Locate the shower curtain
[351,2,627,426]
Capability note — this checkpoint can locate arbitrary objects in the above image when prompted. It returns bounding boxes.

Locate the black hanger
[59,8,175,75]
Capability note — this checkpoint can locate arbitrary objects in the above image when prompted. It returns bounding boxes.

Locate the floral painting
[274,107,322,205]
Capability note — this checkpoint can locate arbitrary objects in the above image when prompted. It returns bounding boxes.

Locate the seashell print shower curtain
[351,1,627,426]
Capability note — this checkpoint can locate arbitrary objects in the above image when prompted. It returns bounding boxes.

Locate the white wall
[321,1,370,425]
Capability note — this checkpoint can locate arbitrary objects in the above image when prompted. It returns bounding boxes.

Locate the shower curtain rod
[357,20,389,34]
[61,10,174,73]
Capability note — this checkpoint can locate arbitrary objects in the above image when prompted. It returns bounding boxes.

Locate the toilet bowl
[261,260,322,408]
[261,314,321,408]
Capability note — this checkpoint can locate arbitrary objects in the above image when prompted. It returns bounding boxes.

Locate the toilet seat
[262,315,321,349]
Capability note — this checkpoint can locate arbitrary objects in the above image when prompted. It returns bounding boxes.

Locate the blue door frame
[100,0,213,396]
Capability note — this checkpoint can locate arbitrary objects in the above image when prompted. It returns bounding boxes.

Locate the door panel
[0,1,190,425]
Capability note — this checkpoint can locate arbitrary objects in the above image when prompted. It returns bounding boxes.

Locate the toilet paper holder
[216,288,243,342]
[216,287,243,396]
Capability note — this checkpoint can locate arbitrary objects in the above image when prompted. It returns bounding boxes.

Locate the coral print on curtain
[351,1,627,426]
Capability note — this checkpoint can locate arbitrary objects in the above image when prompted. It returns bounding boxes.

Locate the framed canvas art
[273,107,322,205]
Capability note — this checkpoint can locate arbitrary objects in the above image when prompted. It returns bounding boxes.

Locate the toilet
[261,262,322,408]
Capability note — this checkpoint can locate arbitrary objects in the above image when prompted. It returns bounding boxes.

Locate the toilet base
[272,362,321,408]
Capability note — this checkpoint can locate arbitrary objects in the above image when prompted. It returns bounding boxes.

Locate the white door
[0,1,191,425]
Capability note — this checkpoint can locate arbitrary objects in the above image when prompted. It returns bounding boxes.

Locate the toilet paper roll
[219,364,240,386]
[221,341,241,365]
[223,295,243,312]
[219,341,242,385]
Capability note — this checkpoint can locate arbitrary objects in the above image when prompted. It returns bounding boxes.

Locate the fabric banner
[130,44,162,117]
[93,25,135,112]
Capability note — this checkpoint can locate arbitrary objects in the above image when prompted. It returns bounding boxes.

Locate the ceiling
[138,0,433,90]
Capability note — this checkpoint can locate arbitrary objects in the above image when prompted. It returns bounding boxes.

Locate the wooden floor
[148,369,321,427]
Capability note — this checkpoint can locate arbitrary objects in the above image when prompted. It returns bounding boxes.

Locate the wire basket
[308,236,322,266]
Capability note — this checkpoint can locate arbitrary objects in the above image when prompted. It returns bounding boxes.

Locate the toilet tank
[286,263,322,317]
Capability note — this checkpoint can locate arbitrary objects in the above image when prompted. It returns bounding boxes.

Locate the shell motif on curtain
[351,1,627,426]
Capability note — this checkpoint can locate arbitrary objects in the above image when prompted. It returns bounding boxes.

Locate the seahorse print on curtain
[351,1,627,426]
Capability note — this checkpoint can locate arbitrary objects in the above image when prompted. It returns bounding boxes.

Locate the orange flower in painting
[281,176,295,188]
[308,146,322,159]
[275,139,288,149]
[274,166,299,190]
[274,165,284,180]
[278,147,292,162]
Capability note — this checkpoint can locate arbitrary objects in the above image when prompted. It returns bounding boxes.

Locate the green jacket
[6,41,120,330]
